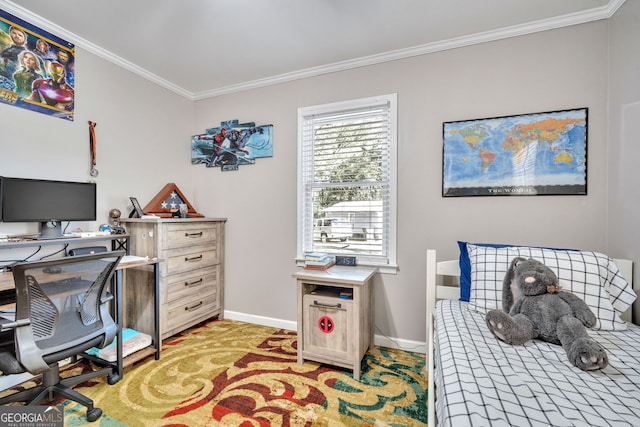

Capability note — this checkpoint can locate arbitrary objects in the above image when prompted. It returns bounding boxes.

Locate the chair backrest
[11,251,124,373]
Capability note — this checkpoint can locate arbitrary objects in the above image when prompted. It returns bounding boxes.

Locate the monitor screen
[1,177,96,239]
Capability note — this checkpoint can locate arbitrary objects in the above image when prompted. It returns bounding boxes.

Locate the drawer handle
[185,278,204,287]
[185,232,203,238]
[313,300,342,309]
[184,255,203,262]
[185,301,203,311]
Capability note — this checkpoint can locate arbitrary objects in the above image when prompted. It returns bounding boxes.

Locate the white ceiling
[1,0,622,100]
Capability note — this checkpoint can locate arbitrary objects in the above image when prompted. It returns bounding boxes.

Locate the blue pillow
[457,241,510,301]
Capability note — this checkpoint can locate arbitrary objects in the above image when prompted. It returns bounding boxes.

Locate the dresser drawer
[165,223,218,249]
[166,291,219,334]
[166,248,218,275]
[166,266,218,305]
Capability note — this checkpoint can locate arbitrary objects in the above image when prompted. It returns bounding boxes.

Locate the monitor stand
[35,221,64,240]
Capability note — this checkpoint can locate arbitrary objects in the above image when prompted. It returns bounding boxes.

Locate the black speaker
[68,246,108,256]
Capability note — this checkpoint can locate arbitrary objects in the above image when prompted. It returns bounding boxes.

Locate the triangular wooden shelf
[142,183,203,218]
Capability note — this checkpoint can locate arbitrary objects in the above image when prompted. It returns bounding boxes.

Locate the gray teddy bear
[485,256,608,371]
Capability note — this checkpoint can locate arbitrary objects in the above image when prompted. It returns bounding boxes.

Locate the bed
[426,244,640,427]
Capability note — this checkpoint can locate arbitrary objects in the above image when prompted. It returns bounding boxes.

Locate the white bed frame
[425,249,635,427]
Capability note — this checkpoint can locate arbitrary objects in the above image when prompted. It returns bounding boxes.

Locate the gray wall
[0,50,194,226]
[1,13,634,347]
[608,0,640,323]
[193,21,611,345]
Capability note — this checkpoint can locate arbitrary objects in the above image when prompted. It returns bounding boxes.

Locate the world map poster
[442,108,587,197]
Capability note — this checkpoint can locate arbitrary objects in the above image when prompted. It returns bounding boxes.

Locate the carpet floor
[11,319,428,426]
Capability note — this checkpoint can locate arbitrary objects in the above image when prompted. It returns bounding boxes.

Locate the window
[297,94,397,273]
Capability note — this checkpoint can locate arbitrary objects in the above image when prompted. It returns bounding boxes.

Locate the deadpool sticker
[318,316,334,333]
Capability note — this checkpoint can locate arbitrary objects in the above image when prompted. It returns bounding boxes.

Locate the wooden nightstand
[293,266,376,380]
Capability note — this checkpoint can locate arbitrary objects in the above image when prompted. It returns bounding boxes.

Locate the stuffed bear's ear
[502,257,526,313]
[513,257,526,268]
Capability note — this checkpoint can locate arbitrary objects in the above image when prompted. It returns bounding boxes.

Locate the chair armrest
[0,319,30,331]
[101,292,114,304]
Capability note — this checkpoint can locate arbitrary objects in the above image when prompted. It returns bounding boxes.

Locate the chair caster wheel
[86,407,102,422]
[107,373,120,385]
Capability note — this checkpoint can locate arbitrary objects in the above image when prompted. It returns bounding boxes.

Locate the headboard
[425,249,635,427]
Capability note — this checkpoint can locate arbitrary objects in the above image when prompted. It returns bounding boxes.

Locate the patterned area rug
[13,319,428,426]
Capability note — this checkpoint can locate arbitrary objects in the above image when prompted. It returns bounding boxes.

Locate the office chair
[0,251,124,421]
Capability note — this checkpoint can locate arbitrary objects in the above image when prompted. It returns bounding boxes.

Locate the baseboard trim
[223,310,426,354]
[224,310,297,331]
[373,334,425,354]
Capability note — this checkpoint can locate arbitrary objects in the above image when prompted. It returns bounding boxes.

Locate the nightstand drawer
[166,248,218,275]
[302,293,352,361]
[166,223,218,249]
[166,266,218,304]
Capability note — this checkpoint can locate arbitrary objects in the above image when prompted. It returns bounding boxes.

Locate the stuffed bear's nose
[525,276,536,283]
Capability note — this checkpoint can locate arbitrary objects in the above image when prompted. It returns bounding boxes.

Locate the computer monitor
[0,176,97,239]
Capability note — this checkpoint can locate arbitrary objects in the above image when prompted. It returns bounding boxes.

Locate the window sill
[294,259,398,275]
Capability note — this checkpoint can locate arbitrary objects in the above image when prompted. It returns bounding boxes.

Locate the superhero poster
[192,119,273,171]
[0,9,75,121]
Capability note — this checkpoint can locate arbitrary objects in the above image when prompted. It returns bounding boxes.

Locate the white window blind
[297,94,397,270]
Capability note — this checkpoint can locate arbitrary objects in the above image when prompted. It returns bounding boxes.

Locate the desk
[109,258,162,383]
[0,256,162,385]
[0,233,129,252]
[0,234,130,293]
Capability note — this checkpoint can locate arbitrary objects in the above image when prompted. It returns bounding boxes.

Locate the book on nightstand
[304,261,335,270]
[339,289,353,299]
[303,252,333,267]
[304,259,335,270]
[304,252,329,261]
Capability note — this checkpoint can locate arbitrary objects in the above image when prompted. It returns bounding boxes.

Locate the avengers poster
[0,9,75,121]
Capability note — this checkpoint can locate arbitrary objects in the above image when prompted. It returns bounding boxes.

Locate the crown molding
[195,1,622,99]
[1,0,624,101]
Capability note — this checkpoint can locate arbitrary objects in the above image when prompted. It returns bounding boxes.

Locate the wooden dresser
[120,217,226,340]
